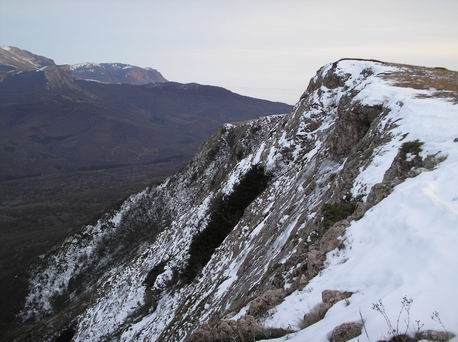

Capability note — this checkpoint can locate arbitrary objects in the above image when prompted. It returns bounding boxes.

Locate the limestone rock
[188,315,289,342]
[321,290,353,305]
[329,322,363,342]
[247,288,287,317]
[415,329,455,341]
[302,302,332,329]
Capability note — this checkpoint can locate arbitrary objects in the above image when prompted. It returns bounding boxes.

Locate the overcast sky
[1,0,457,103]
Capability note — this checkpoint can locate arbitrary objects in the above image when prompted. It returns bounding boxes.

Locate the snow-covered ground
[262,60,458,341]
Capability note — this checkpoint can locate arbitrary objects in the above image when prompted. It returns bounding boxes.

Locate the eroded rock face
[13,60,456,341]
[329,101,385,158]
[306,220,349,277]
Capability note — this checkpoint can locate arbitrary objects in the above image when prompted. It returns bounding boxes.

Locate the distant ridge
[0,46,55,71]
[69,62,167,85]
[0,45,167,85]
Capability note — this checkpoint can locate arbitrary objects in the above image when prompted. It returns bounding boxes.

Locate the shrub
[54,326,76,342]
[321,195,358,229]
[433,67,448,71]
[369,298,454,341]
[144,261,166,288]
[182,165,269,283]
[400,140,423,159]
[372,297,414,339]
[50,292,69,313]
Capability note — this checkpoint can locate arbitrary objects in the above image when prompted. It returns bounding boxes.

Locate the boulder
[188,315,290,342]
[329,322,363,342]
[415,329,455,341]
[321,289,353,305]
[302,302,332,328]
[247,288,287,317]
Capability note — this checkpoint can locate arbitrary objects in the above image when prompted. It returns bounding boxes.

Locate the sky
[1,0,457,104]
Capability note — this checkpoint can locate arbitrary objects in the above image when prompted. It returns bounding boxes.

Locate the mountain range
[0,45,166,84]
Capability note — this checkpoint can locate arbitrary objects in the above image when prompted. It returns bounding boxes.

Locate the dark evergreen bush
[50,292,69,314]
[400,140,423,159]
[321,196,358,229]
[144,261,166,288]
[54,326,75,342]
[182,165,269,283]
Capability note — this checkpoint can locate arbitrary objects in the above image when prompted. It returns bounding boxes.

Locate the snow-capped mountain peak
[69,62,167,85]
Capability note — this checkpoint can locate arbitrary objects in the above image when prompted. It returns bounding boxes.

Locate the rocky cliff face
[13,60,458,341]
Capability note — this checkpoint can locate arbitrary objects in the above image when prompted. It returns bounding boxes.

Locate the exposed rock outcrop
[302,290,353,329]
[188,315,290,342]
[329,321,363,342]
[415,330,455,341]
[247,289,289,317]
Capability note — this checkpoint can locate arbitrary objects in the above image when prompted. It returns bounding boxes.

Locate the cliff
[14,59,458,341]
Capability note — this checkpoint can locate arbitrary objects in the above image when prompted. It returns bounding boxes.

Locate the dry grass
[381,64,458,103]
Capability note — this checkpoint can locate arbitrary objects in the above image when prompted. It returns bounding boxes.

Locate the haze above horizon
[1,0,457,104]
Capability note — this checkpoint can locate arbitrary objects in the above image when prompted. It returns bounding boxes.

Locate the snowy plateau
[15,59,458,341]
